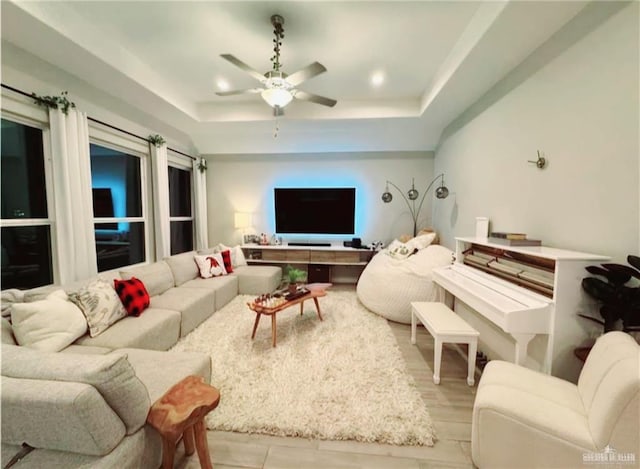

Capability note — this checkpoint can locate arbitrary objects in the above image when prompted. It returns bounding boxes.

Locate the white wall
[1,42,195,154]
[431,4,639,374]
[204,152,435,246]
[433,4,639,263]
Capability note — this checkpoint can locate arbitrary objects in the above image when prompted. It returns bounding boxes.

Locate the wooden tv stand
[241,245,374,284]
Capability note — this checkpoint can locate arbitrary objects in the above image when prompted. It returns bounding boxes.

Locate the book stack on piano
[488,232,542,247]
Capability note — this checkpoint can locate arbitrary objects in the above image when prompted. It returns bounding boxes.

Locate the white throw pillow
[386,240,414,260]
[214,243,247,267]
[11,289,88,351]
[68,279,127,337]
[194,253,228,278]
[407,232,437,251]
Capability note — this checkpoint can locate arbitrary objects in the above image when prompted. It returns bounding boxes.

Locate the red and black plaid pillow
[220,250,233,273]
[114,277,150,317]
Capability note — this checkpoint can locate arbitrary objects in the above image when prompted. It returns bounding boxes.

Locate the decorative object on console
[579,254,640,333]
[381,174,450,236]
[215,14,337,116]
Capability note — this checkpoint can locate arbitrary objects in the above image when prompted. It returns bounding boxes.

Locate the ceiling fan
[215,14,337,115]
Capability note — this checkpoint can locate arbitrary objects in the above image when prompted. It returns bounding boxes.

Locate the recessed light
[371,71,385,87]
[216,79,230,91]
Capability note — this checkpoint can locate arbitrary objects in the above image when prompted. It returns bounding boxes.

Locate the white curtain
[193,158,209,250]
[49,108,97,283]
[150,143,171,260]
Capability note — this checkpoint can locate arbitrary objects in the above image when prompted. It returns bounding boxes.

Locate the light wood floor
[175,293,478,469]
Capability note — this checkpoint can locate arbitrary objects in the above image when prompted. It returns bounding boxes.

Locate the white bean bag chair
[357,244,453,324]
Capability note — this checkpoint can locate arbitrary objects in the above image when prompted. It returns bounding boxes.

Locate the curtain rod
[1,83,197,161]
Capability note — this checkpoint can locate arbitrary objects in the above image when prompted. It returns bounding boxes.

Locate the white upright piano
[433,237,609,382]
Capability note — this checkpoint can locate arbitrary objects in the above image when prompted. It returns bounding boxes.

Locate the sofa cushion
[1,376,126,456]
[11,289,88,351]
[152,287,214,337]
[114,278,150,317]
[120,261,174,297]
[201,244,247,267]
[74,308,181,351]
[1,289,24,318]
[164,251,199,286]
[114,348,212,403]
[233,265,282,295]
[1,424,161,468]
[68,279,127,337]
[1,344,150,435]
[194,253,228,278]
[181,275,239,311]
[1,318,16,345]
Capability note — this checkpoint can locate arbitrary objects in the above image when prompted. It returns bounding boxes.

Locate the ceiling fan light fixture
[261,88,293,108]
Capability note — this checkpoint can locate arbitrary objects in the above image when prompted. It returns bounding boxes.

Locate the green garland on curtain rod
[148,134,166,147]
[31,91,76,115]
[196,158,207,173]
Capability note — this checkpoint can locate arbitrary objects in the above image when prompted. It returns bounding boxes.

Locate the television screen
[274,188,355,235]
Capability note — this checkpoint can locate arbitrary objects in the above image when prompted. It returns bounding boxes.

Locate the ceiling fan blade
[285,62,327,87]
[215,88,263,97]
[293,90,337,107]
[220,54,266,83]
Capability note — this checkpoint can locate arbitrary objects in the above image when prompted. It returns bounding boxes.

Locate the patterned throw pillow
[386,240,415,260]
[220,250,233,273]
[113,277,150,317]
[194,253,228,278]
[68,279,127,337]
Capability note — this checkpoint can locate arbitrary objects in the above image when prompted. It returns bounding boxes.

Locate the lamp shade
[234,212,251,229]
[261,88,293,108]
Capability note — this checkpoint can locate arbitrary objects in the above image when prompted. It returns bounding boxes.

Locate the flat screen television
[274,188,355,235]
[92,188,117,230]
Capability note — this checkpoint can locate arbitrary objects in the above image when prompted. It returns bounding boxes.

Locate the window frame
[88,123,154,269]
[1,94,60,286]
[168,150,195,254]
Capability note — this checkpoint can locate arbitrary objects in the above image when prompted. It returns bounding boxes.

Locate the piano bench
[411,302,479,386]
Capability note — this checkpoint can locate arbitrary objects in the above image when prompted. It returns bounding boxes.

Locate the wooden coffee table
[248,283,331,347]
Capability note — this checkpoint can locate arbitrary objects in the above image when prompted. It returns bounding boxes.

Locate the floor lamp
[381,174,450,237]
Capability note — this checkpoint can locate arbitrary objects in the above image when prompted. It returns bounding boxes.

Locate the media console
[241,244,374,284]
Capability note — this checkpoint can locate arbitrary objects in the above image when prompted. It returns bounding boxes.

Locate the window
[90,143,147,272]
[1,118,54,288]
[168,163,193,255]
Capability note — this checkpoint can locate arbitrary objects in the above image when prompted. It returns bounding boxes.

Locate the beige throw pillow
[11,289,88,351]
[68,279,127,337]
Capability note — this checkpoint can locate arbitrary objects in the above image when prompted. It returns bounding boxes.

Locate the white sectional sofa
[1,249,281,468]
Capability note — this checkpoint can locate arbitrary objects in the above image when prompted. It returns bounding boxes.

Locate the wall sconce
[381,174,449,236]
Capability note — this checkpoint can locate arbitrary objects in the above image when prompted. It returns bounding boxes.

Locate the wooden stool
[147,375,220,469]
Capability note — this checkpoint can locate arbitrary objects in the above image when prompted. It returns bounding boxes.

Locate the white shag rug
[170,290,435,446]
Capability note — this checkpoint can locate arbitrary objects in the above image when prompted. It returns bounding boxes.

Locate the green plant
[284,265,306,284]
[31,91,75,115]
[196,158,207,173]
[148,134,166,147]
[580,255,640,333]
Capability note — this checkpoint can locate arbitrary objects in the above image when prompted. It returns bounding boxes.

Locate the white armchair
[472,331,639,468]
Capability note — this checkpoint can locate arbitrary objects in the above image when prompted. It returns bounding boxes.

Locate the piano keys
[432,237,609,382]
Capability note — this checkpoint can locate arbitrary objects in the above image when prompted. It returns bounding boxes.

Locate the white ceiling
[1,1,592,154]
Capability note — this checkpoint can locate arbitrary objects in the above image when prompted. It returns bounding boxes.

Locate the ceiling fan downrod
[270,14,285,72]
